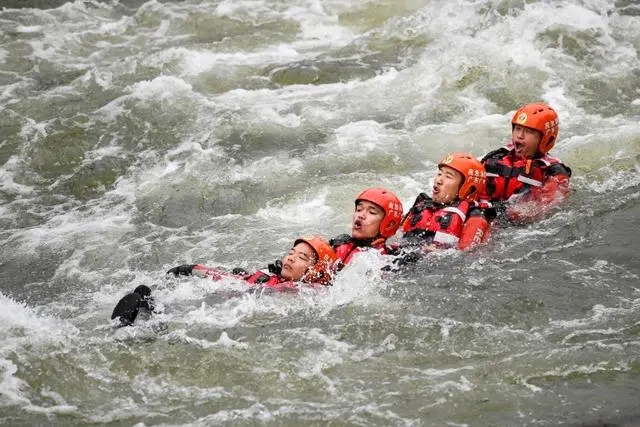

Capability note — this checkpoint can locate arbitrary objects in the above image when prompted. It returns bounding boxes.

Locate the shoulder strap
[441,199,471,220]
[401,192,434,226]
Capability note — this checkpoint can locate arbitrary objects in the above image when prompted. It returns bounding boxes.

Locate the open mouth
[353,219,363,229]
[514,141,524,153]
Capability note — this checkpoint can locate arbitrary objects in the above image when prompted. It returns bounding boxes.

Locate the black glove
[267,260,282,275]
[490,202,514,227]
[134,285,155,312]
[111,285,154,327]
[381,251,423,272]
[231,267,249,275]
[166,264,197,277]
[393,251,422,266]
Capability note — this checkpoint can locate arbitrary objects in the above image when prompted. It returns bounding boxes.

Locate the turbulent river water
[1,0,640,425]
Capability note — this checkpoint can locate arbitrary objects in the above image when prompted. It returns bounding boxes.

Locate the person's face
[512,124,542,158]
[352,200,385,239]
[432,165,464,204]
[281,242,317,281]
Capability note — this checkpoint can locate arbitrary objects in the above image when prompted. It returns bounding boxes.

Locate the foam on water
[256,187,333,225]
[174,45,303,75]
[0,156,34,196]
[127,75,194,101]
[0,292,77,405]
[1,0,640,424]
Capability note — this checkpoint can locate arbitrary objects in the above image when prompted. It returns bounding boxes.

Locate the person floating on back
[480,102,571,224]
[398,153,494,262]
[329,187,404,268]
[167,235,338,292]
[110,237,338,326]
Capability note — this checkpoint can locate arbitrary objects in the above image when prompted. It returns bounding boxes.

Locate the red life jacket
[192,262,333,292]
[481,145,571,202]
[329,234,393,267]
[400,193,492,250]
[192,264,299,292]
[245,270,299,292]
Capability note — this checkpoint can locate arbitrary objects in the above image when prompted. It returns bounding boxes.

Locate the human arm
[506,169,570,224]
[110,285,154,326]
[167,264,197,276]
[166,264,239,281]
[458,209,492,250]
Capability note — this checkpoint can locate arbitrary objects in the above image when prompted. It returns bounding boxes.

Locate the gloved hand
[488,202,511,227]
[267,260,282,275]
[231,267,249,276]
[381,251,421,272]
[166,264,197,277]
[111,285,154,327]
[393,251,422,266]
[134,285,155,311]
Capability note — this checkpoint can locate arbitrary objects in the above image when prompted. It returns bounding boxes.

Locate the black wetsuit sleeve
[480,147,509,163]
[329,234,351,248]
[167,264,197,276]
[547,163,571,177]
[469,206,497,222]
[111,285,154,326]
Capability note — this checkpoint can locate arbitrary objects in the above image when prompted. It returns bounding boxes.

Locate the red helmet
[438,153,487,201]
[511,102,559,154]
[354,187,403,238]
[294,236,338,285]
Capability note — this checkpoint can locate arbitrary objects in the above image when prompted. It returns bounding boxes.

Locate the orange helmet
[511,102,559,154]
[438,153,487,201]
[294,236,338,285]
[355,187,403,238]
